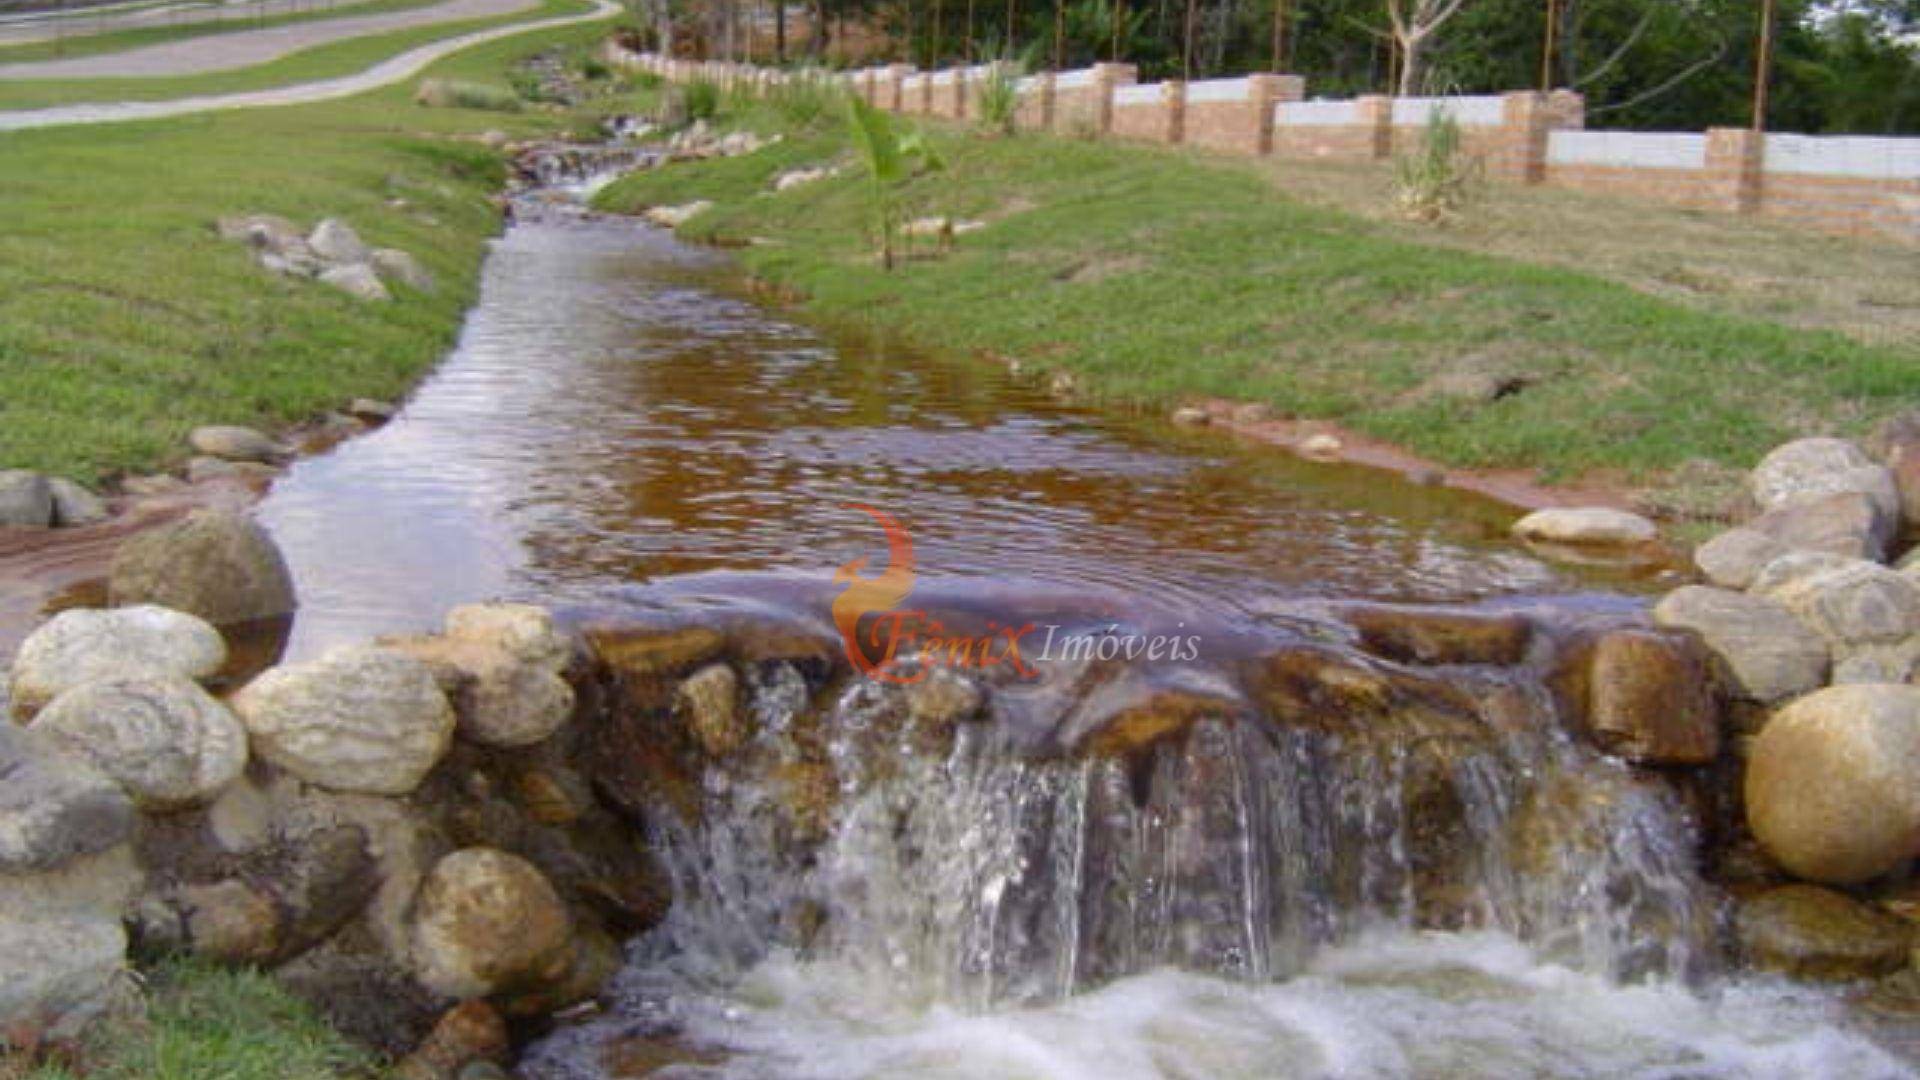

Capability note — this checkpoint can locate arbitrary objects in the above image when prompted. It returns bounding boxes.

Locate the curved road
[0,0,617,131]
[0,0,537,78]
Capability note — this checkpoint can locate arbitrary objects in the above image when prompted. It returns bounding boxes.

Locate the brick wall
[611,46,1920,246]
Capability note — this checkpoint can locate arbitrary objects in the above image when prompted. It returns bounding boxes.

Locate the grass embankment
[0,12,624,482]
[10,960,373,1080]
[0,0,448,65]
[594,91,1920,498]
[0,0,580,111]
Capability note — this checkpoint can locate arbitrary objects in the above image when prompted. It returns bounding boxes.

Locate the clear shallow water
[256,207,1642,660]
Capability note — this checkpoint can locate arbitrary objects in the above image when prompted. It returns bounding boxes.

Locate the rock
[1751,437,1899,521]
[9,604,227,716]
[187,424,284,463]
[772,166,830,191]
[1552,628,1720,765]
[1406,363,1531,405]
[1694,528,1786,591]
[320,263,392,302]
[643,201,712,228]
[308,218,371,264]
[408,848,574,999]
[108,508,297,625]
[0,725,134,873]
[373,248,435,293]
[1834,640,1920,685]
[1736,885,1912,980]
[584,624,725,679]
[1882,420,1920,529]
[0,845,143,1040]
[1170,406,1210,427]
[393,1001,509,1080]
[231,645,455,795]
[216,213,302,252]
[0,469,53,527]
[46,478,108,527]
[444,603,572,671]
[904,666,984,728]
[380,635,573,749]
[185,455,279,484]
[676,664,743,758]
[1746,684,1920,884]
[1761,558,1920,648]
[1291,433,1339,459]
[119,474,187,497]
[175,879,282,965]
[1653,586,1828,702]
[1748,491,1895,564]
[1512,507,1658,546]
[1344,605,1533,667]
[479,130,510,149]
[30,677,247,811]
[349,398,398,423]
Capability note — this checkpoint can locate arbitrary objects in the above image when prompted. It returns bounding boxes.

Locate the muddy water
[257,207,1642,660]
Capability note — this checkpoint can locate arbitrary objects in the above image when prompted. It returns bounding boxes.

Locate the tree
[1385,0,1475,93]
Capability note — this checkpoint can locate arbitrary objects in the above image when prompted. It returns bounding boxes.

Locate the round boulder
[187,425,284,464]
[1512,507,1658,546]
[0,469,53,527]
[408,848,574,999]
[9,604,227,716]
[1651,586,1828,703]
[1762,558,1920,648]
[444,603,572,671]
[230,646,454,795]
[0,725,134,873]
[1750,437,1900,520]
[30,677,247,811]
[1746,684,1920,884]
[108,508,297,625]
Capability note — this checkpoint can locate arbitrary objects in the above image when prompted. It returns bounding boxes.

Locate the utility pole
[1006,0,1017,53]
[1540,0,1557,91]
[1269,0,1285,72]
[1113,0,1124,60]
[965,0,975,61]
[1181,0,1195,78]
[1053,0,1064,69]
[1751,0,1775,131]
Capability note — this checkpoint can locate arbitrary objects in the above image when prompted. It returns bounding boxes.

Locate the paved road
[0,0,616,130]
[0,0,369,47]
[0,0,536,77]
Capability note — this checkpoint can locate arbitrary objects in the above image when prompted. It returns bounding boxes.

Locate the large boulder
[320,263,391,303]
[379,634,573,749]
[30,677,247,811]
[1511,507,1658,546]
[1651,586,1828,703]
[0,469,53,527]
[47,478,108,527]
[1745,684,1920,884]
[1551,628,1720,764]
[1744,491,1895,564]
[1758,557,1920,649]
[371,248,434,293]
[1341,605,1533,667]
[407,848,574,999]
[108,509,297,625]
[1750,437,1900,520]
[308,218,371,264]
[231,646,454,795]
[9,604,228,716]
[0,726,134,873]
[443,603,573,671]
[0,845,143,1041]
[1736,884,1913,980]
[187,425,284,464]
[1694,527,1787,591]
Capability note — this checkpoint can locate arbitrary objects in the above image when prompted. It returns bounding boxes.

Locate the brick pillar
[1547,89,1585,131]
[1248,74,1305,155]
[949,68,965,118]
[1165,80,1187,144]
[1092,63,1137,135]
[1039,72,1057,130]
[1356,95,1393,160]
[1498,91,1551,183]
[1706,127,1765,214]
[886,64,913,111]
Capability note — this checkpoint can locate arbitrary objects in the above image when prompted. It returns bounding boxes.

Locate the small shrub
[1393,110,1479,224]
[414,78,523,112]
[682,78,722,123]
[579,56,611,81]
[766,71,845,130]
[975,62,1022,135]
[634,70,664,91]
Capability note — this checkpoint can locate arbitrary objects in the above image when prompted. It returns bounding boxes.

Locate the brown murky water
[256,207,1651,660]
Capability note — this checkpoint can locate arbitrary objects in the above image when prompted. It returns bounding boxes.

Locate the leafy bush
[1393,109,1479,223]
[766,70,845,130]
[579,55,611,81]
[846,95,945,269]
[413,77,523,112]
[975,62,1022,135]
[682,77,722,123]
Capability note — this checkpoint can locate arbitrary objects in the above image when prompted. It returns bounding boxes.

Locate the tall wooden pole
[1540,0,1557,91]
[1751,0,1775,131]
[1054,0,1065,69]
[966,0,977,60]
[1269,0,1286,72]
[1007,0,1018,53]
[934,0,945,66]
[1182,0,1196,78]
[1113,0,1124,61]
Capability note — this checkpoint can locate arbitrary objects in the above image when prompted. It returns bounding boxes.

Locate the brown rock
[1746,491,1895,563]
[108,509,296,626]
[393,1001,509,1080]
[408,848,574,999]
[1736,884,1913,981]
[584,625,725,680]
[1552,629,1721,764]
[675,664,744,758]
[1343,605,1532,667]
[179,879,281,965]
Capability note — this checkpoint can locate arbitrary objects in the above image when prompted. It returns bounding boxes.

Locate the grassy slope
[594,96,1918,489]
[0,0,446,64]
[0,0,584,110]
[0,13,619,482]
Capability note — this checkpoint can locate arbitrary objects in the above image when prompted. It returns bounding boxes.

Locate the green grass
[594,93,1920,486]
[6,958,374,1079]
[0,0,589,111]
[0,13,623,482]
[0,0,447,65]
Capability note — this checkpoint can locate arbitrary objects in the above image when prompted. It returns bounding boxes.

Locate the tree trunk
[1397,32,1425,95]
[776,0,786,62]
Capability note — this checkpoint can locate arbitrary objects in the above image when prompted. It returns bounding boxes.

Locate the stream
[252,198,1912,1078]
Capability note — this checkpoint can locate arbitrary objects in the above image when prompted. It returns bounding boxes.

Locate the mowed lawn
[0,15,617,482]
[596,92,1919,496]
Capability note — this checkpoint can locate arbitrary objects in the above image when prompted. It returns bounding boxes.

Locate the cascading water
[523,614,1912,1079]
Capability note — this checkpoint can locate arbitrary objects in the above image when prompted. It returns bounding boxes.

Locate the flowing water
[253,199,1913,1078]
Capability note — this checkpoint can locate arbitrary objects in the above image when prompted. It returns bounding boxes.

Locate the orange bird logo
[832,502,917,678]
